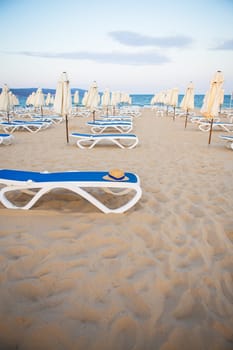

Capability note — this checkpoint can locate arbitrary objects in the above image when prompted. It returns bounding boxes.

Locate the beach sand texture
[0,109,233,350]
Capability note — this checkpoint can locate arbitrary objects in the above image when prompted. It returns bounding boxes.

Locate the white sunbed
[70,132,138,149]
[31,115,63,124]
[190,116,220,123]
[198,121,233,132]
[99,115,133,122]
[0,133,14,145]
[0,169,142,214]
[87,121,133,134]
[219,135,233,150]
[0,120,52,133]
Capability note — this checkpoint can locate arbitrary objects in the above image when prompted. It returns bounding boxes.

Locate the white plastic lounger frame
[219,135,233,150]
[198,121,233,132]
[87,121,133,134]
[99,115,133,122]
[0,133,14,145]
[0,120,51,133]
[0,169,142,214]
[32,115,63,124]
[70,132,138,149]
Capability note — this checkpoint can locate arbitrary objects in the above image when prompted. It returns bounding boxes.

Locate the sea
[7,88,233,110]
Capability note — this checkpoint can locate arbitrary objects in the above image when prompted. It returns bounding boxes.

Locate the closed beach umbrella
[73,90,79,113]
[8,92,17,114]
[34,88,45,115]
[101,88,111,106]
[73,90,79,105]
[82,91,88,106]
[164,89,172,115]
[101,88,111,115]
[84,81,99,121]
[180,82,194,128]
[200,70,224,144]
[54,72,72,143]
[111,91,121,115]
[0,84,10,122]
[45,93,51,106]
[219,88,224,113]
[26,91,36,106]
[169,87,179,120]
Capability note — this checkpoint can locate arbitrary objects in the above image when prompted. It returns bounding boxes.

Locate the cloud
[7,50,170,65]
[212,39,233,50]
[109,31,193,48]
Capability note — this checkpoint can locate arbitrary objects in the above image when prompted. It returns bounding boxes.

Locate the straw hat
[103,169,129,181]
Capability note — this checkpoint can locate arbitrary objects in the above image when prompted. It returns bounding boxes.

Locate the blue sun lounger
[0,133,14,145]
[0,120,52,133]
[87,121,133,134]
[0,169,142,213]
[198,121,233,132]
[70,132,138,149]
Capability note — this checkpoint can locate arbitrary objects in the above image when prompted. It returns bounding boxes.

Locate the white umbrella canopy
[54,72,72,143]
[84,81,99,120]
[101,88,111,116]
[201,70,224,119]
[180,82,194,111]
[82,91,88,106]
[34,88,45,114]
[26,91,36,106]
[111,91,121,106]
[200,70,224,144]
[167,87,179,120]
[169,88,179,107]
[111,91,121,115]
[12,93,19,106]
[180,82,194,128]
[73,90,79,105]
[0,84,11,121]
[54,72,72,116]
[101,88,111,107]
[121,92,131,104]
[6,91,19,108]
[45,93,51,106]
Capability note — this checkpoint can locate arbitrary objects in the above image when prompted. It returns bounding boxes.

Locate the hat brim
[103,174,129,181]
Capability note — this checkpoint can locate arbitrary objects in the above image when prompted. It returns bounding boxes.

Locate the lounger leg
[0,183,142,213]
[0,185,56,209]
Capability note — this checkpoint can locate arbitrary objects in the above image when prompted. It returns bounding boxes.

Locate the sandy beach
[0,108,232,350]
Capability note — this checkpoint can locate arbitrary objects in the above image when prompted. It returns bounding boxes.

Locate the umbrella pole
[93,110,95,122]
[65,114,69,143]
[208,118,213,145]
[184,109,189,128]
[7,111,10,123]
[173,106,175,121]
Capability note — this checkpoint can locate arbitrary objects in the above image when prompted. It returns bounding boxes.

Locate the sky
[0,0,233,94]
